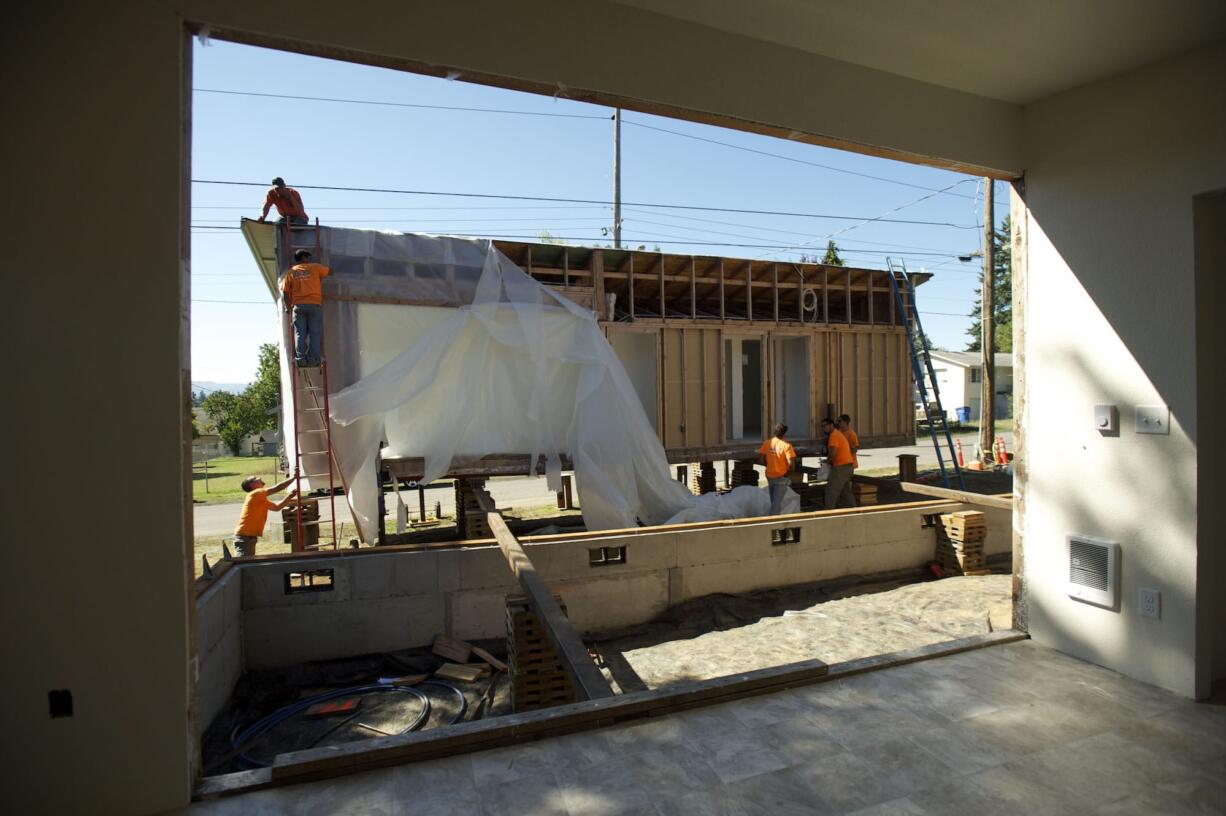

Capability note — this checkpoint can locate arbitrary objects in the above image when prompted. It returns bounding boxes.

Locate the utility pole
[980,178,996,463]
[612,108,622,249]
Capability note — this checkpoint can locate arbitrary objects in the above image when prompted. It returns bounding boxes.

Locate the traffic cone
[955,438,965,467]
[995,437,1007,465]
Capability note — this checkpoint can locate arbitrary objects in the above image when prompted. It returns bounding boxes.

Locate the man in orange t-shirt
[838,414,860,470]
[758,422,797,515]
[259,177,309,225]
[281,249,332,367]
[821,417,856,509]
[233,471,299,556]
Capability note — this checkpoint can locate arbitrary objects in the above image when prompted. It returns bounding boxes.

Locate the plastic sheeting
[323,232,789,539]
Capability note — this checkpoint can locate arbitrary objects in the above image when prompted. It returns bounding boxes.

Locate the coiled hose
[230,679,469,768]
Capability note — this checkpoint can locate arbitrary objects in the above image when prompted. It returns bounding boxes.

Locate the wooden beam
[690,257,697,320]
[823,267,829,325]
[628,254,635,320]
[592,250,606,320]
[745,261,752,320]
[772,263,779,324]
[867,270,875,324]
[658,253,666,318]
[857,475,1012,510]
[471,488,614,702]
[718,259,725,321]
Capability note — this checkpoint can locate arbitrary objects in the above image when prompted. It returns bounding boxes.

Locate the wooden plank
[435,663,488,683]
[202,631,1025,795]
[628,254,635,320]
[658,253,666,318]
[823,267,829,325]
[592,250,606,320]
[471,488,614,702]
[471,646,509,673]
[856,475,1012,510]
[745,261,752,320]
[772,263,779,324]
[718,259,725,321]
[432,634,473,663]
[690,257,697,319]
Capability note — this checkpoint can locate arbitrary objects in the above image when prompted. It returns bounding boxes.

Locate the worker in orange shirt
[281,249,332,367]
[837,414,860,470]
[758,422,797,515]
[233,470,299,556]
[259,177,309,225]
[821,417,856,509]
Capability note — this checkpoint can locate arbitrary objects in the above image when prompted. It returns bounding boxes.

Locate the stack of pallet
[852,482,878,507]
[454,478,491,540]
[690,462,717,495]
[936,510,987,574]
[730,460,760,488]
[506,594,576,711]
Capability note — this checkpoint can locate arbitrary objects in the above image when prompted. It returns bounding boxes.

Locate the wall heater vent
[1067,535,1119,609]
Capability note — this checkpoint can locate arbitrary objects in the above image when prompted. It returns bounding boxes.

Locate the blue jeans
[278,215,309,226]
[768,476,792,515]
[293,303,324,365]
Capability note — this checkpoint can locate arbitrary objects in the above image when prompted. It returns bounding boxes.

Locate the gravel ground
[595,574,1013,690]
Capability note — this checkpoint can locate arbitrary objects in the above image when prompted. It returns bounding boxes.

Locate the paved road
[192,430,1013,538]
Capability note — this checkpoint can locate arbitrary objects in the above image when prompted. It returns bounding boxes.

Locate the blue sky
[191,39,1008,384]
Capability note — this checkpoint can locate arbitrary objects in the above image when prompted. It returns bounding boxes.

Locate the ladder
[282,218,340,549]
[884,257,965,489]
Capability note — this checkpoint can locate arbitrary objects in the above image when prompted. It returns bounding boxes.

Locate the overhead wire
[195,87,978,200]
[192,181,980,227]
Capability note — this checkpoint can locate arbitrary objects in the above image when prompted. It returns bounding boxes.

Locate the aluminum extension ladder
[282,218,340,549]
[884,256,965,489]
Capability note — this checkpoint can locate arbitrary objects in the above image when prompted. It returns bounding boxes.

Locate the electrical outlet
[1138,587,1161,618]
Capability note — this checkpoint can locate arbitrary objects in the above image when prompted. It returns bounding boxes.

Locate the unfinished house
[11,3,1226,815]
[240,221,923,546]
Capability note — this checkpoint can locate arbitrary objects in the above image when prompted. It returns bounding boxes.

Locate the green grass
[192,455,283,505]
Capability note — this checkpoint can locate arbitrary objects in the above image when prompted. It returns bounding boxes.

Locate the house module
[239,220,926,543]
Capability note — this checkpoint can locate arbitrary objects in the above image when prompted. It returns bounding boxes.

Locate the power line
[191,180,980,228]
[194,88,610,120]
[194,87,979,200]
[621,119,977,199]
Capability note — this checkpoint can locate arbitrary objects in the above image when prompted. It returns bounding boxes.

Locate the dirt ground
[594,573,1013,691]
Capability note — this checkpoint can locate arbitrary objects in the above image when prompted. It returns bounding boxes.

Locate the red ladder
[282,218,339,550]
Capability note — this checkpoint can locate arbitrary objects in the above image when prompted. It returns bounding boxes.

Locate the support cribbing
[885,257,965,489]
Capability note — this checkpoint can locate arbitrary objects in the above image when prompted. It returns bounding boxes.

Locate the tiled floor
[182,641,1226,815]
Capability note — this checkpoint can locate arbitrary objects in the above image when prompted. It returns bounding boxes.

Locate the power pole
[979,178,996,463]
[612,108,622,249]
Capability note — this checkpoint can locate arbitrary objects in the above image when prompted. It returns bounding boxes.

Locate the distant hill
[192,381,250,396]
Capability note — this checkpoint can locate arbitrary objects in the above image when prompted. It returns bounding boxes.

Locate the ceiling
[610,0,1226,104]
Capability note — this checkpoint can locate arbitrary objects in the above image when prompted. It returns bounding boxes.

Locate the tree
[965,215,1012,352]
[538,230,566,245]
[821,240,845,267]
[246,343,281,421]
[199,345,281,454]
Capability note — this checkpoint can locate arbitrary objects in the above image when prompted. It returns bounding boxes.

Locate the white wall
[610,331,659,433]
[231,501,1011,670]
[774,336,810,434]
[1019,41,1226,698]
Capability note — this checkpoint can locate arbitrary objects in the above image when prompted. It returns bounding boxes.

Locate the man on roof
[259,176,309,225]
[282,249,331,367]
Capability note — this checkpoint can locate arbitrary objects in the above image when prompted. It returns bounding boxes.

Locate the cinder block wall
[198,501,1008,715]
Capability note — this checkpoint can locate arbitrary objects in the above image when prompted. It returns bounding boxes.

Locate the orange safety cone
[955,438,965,467]
[995,437,1007,465]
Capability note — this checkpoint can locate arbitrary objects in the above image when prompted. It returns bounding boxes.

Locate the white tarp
[324,232,792,539]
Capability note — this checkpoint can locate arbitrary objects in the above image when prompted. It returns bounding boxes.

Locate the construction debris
[434,663,489,683]
[431,634,473,664]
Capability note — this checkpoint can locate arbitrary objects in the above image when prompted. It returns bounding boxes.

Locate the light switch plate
[1094,404,1118,433]
[1135,405,1170,435]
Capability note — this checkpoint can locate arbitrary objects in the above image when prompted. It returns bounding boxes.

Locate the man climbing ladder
[281,248,331,367]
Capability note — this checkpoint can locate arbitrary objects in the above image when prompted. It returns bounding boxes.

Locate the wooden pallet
[938,511,987,543]
[506,594,577,711]
[936,532,986,575]
[853,483,878,506]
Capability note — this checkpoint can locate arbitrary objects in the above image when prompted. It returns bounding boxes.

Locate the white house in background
[925,351,1013,423]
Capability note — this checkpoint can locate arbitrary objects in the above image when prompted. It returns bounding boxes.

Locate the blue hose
[231,683,430,768]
